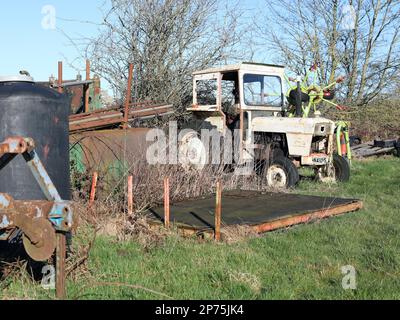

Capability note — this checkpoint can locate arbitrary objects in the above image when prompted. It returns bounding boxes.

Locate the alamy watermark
[41,264,55,290]
[340,4,356,30]
[41,5,56,30]
[145,121,254,174]
[341,265,356,290]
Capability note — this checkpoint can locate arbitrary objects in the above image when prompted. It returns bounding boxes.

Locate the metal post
[123,64,134,129]
[215,179,222,241]
[89,171,98,207]
[127,175,133,215]
[84,59,90,113]
[57,61,63,94]
[55,232,66,299]
[163,177,170,228]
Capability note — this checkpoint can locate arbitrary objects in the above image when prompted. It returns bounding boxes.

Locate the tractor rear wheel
[264,156,299,189]
[317,153,350,182]
[332,153,350,182]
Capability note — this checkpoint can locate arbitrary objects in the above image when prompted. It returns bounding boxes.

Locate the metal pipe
[23,150,62,202]
[57,61,63,94]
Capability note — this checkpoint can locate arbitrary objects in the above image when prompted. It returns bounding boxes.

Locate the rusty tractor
[180,62,350,188]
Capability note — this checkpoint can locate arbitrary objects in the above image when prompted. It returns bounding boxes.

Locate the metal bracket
[0,136,73,234]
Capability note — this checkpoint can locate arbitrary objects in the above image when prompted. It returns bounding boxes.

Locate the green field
[1,158,400,299]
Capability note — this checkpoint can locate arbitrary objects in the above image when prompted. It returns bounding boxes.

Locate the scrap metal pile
[351,138,400,158]
[69,101,173,133]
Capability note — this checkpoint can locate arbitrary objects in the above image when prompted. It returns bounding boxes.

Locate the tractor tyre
[332,153,350,182]
[265,156,299,189]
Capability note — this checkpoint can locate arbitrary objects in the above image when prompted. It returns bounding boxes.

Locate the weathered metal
[352,139,399,158]
[147,191,363,237]
[58,61,63,94]
[0,75,71,200]
[0,137,73,260]
[70,128,151,174]
[69,102,174,133]
[22,217,56,261]
[55,232,66,299]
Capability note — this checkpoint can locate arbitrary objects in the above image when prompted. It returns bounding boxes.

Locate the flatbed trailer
[147,190,363,237]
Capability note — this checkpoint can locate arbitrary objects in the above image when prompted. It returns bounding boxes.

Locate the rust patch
[43,144,50,160]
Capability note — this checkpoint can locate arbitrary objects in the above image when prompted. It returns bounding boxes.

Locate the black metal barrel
[0,74,70,200]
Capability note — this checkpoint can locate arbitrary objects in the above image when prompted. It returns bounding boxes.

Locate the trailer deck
[147,190,363,236]
[351,139,399,158]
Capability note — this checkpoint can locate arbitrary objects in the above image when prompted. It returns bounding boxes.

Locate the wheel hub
[266,165,287,188]
[23,218,56,261]
[178,131,207,170]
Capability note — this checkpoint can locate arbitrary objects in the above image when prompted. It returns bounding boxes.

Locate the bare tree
[66,0,247,114]
[256,0,400,106]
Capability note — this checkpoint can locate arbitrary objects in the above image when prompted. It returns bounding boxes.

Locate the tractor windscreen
[243,74,283,107]
[196,79,217,106]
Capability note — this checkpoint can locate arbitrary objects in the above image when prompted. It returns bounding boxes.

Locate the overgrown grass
[1,158,399,299]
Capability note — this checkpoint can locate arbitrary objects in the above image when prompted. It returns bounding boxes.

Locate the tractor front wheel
[265,156,299,189]
[317,153,350,183]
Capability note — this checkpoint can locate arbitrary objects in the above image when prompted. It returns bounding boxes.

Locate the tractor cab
[188,62,286,131]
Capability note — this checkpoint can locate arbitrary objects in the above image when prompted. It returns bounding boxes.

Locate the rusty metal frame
[0,136,74,299]
[147,199,363,238]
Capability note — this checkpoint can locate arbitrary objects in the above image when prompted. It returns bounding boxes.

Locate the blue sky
[0,0,107,81]
[0,0,264,83]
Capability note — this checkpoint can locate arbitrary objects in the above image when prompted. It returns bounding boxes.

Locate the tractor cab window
[243,74,282,107]
[196,79,217,106]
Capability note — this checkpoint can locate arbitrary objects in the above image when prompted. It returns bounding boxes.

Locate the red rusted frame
[0,136,35,155]
[58,61,63,94]
[89,171,98,207]
[127,175,133,215]
[147,200,363,239]
[0,136,73,300]
[69,104,173,133]
[253,201,363,233]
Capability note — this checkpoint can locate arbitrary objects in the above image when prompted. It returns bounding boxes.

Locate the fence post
[55,232,66,299]
[164,177,170,228]
[215,179,222,241]
[127,175,133,215]
[89,171,98,207]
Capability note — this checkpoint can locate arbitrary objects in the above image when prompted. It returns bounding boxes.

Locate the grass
[1,157,400,299]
